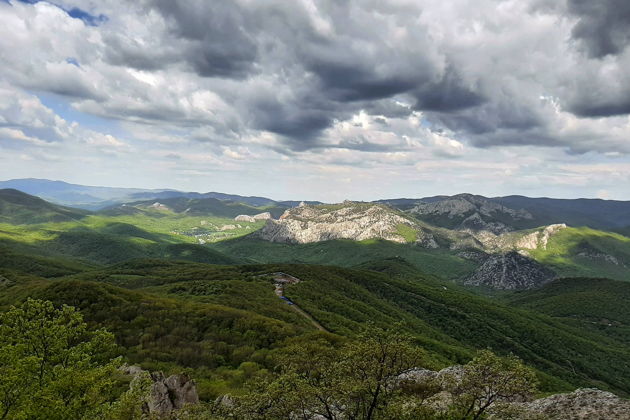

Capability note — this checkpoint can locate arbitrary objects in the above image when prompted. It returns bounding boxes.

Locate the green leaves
[448,350,538,420]
[231,326,430,420]
[0,299,121,420]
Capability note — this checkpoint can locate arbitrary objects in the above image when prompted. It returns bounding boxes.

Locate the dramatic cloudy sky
[1,0,629,201]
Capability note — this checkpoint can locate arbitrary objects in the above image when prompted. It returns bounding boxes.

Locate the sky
[0,0,629,202]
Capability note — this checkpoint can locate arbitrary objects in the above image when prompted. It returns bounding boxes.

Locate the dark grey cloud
[570,97,630,118]
[102,0,258,78]
[428,93,545,138]
[568,0,630,58]
[148,0,258,79]
[413,66,486,112]
[305,58,419,102]
[245,90,343,146]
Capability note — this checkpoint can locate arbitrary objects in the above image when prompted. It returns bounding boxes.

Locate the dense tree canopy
[0,299,121,420]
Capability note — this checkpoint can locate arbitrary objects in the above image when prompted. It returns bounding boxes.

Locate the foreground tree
[0,298,121,420]
[231,327,429,420]
[340,328,428,419]
[448,350,538,420]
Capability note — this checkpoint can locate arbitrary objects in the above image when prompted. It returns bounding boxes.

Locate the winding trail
[271,273,328,332]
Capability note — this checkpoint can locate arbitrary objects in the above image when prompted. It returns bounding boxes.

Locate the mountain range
[2,179,630,415]
[4,179,630,233]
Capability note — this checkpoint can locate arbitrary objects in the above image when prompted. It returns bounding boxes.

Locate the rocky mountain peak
[463,251,556,290]
[259,202,438,246]
[408,195,533,234]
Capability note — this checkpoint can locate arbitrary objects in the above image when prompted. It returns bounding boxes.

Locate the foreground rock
[514,388,630,419]
[400,367,630,419]
[258,202,438,246]
[120,365,199,417]
[463,251,556,290]
[146,372,199,416]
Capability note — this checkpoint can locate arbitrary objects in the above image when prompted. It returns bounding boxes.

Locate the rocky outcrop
[514,224,566,250]
[463,251,555,290]
[459,212,512,235]
[258,202,436,246]
[409,194,533,234]
[235,212,273,222]
[119,365,199,417]
[398,365,465,387]
[253,212,272,220]
[146,372,199,416]
[400,368,630,419]
[513,388,630,419]
[149,202,171,211]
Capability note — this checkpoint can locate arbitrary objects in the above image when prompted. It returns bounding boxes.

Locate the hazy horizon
[2,177,630,203]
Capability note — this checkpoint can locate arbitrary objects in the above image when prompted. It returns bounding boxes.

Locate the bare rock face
[150,202,171,211]
[252,212,272,220]
[409,194,533,235]
[514,388,630,419]
[258,202,436,246]
[463,251,555,290]
[398,365,465,388]
[399,367,630,419]
[515,224,567,250]
[235,212,272,222]
[145,372,199,416]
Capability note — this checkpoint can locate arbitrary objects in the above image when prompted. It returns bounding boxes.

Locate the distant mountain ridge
[381,193,630,232]
[4,179,630,233]
[0,189,90,224]
[102,196,289,219]
[0,178,291,210]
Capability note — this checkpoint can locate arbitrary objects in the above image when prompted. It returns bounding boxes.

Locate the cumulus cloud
[1,0,630,199]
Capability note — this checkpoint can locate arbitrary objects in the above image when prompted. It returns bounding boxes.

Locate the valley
[1,181,630,418]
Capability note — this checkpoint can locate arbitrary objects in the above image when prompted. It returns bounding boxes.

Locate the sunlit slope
[211,237,477,279]
[525,227,630,280]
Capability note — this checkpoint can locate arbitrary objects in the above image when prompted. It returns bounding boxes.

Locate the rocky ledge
[515,388,630,419]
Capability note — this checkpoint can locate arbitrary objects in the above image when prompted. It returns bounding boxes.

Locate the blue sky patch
[66,7,107,26]
[12,1,107,26]
[65,57,80,67]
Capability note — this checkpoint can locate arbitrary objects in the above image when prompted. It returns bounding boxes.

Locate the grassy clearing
[396,223,418,243]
